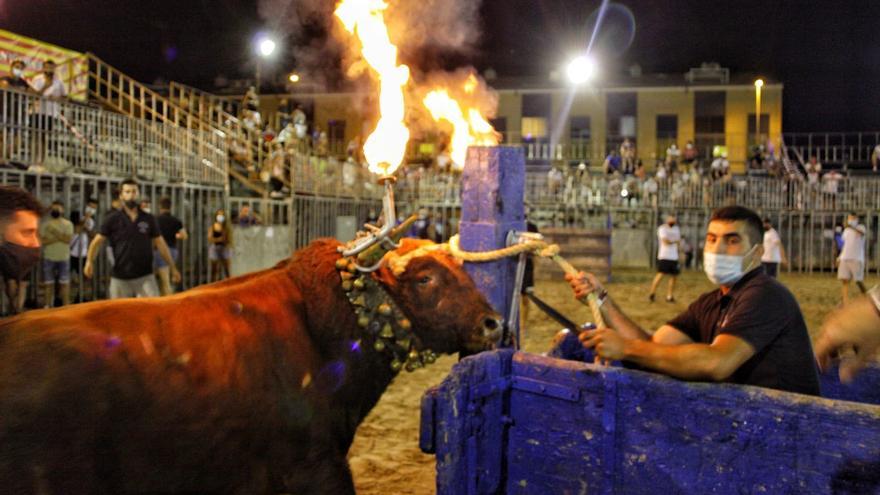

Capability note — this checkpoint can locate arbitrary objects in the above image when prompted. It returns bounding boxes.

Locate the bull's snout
[482,315,504,345]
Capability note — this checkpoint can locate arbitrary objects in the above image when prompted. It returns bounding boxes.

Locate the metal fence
[0,87,227,186]
[0,169,225,314]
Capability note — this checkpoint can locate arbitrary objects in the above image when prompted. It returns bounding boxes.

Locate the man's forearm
[85,237,104,264]
[623,339,723,380]
[602,297,652,341]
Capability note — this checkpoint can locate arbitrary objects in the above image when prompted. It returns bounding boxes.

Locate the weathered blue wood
[819,364,880,405]
[459,146,526,341]
[422,350,880,494]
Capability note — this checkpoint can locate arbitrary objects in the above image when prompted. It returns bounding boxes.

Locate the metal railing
[86,55,234,189]
[0,87,226,185]
[395,171,880,212]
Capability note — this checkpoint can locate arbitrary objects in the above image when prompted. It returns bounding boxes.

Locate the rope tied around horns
[385,235,606,329]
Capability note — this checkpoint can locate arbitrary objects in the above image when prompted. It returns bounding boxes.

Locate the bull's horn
[357,214,418,266]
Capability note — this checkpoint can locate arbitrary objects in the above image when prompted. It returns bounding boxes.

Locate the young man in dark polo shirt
[568,206,820,396]
[83,179,180,298]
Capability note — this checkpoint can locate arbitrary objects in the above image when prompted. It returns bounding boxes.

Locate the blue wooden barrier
[420,350,880,494]
[460,146,526,341]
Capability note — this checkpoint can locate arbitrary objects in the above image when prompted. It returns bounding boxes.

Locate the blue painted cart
[420,350,880,494]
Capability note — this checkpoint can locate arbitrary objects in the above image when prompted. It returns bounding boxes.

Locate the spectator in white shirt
[28,60,67,165]
[760,218,787,278]
[711,153,730,180]
[837,212,867,303]
[649,214,681,303]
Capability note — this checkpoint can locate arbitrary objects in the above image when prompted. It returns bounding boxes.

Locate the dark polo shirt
[157,212,183,249]
[667,268,821,396]
[100,209,160,280]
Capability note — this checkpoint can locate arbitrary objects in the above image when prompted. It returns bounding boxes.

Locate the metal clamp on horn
[339,172,417,272]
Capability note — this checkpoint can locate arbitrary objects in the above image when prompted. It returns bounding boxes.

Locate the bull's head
[337,219,502,371]
[374,238,503,356]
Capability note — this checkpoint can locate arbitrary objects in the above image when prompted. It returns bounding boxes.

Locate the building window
[521,117,548,141]
[521,93,551,142]
[606,92,637,153]
[656,114,678,157]
[328,120,346,151]
[694,91,726,161]
[570,116,591,141]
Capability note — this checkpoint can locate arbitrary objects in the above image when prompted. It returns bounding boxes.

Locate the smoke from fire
[258,0,499,168]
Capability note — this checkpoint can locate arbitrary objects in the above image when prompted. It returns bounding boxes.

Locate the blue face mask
[703,245,758,286]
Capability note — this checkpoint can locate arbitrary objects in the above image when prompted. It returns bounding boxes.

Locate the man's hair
[763,217,772,225]
[710,206,764,247]
[44,59,56,67]
[11,59,24,68]
[160,197,172,210]
[849,211,859,218]
[0,186,44,223]
[119,178,139,197]
[87,197,98,206]
[50,200,63,208]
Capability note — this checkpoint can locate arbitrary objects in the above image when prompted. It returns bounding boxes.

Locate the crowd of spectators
[1,58,70,168]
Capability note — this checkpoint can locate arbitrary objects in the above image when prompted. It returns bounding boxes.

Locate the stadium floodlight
[754,78,764,89]
[566,55,596,85]
[289,73,301,83]
[258,38,277,58]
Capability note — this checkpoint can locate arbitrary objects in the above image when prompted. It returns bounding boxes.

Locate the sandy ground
[348,267,864,494]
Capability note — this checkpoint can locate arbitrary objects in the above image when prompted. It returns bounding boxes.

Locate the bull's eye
[419,275,432,286]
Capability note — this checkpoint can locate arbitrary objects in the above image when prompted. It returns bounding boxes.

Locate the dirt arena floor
[348,267,866,494]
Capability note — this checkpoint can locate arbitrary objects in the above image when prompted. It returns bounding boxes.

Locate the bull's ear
[357,214,419,266]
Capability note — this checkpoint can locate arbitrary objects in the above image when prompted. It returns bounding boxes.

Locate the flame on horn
[335,0,410,176]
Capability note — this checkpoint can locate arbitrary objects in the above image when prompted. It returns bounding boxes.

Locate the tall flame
[335,0,410,176]
[423,74,500,169]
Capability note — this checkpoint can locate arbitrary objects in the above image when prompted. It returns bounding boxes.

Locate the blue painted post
[459,146,526,343]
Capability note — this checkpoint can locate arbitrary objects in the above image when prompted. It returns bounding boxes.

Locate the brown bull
[0,237,502,494]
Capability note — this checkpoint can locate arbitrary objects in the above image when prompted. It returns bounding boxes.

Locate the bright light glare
[258,38,277,58]
[288,73,301,83]
[567,55,596,85]
[754,78,764,89]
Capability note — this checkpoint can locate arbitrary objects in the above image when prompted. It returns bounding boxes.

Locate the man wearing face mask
[0,59,31,91]
[0,186,43,315]
[83,179,180,298]
[38,201,74,307]
[567,206,820,395]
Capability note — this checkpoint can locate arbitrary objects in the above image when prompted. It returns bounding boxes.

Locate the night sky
[4,0,879,132]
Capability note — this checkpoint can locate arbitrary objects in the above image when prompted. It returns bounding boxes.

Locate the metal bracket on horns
[340,173,402,273]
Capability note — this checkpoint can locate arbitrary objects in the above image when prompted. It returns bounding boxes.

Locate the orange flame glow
[335,0,410,176]
[423,76,500,169]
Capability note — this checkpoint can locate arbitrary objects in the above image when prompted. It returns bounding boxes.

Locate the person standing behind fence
[84,179,180,298]
[209,208,233,281]
[154,197,187,296]
[838,212,868,304]
[0,186,42,314]
[27,60,66,166]
[760,218,787,279]
[649,214,681,303]
[38,201,73,307]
